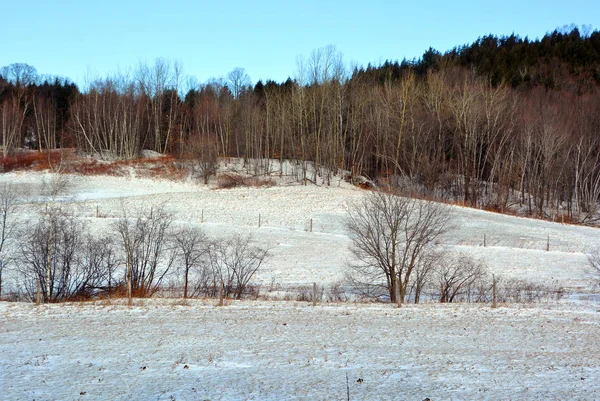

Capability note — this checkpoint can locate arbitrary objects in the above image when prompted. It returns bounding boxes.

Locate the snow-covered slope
[1,170,598,291]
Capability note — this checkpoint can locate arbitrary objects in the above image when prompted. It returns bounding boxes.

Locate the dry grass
[0,150,184,181]
[60,155,184,180]
[216,173,275,189]
[0,150,72,172]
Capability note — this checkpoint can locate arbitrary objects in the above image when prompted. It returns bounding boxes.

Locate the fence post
[96,205,99,218]
[310,218,313,233]
[492,275,497,309]
[258,214,261,228]
[218,282,224,307]
[36,278,42,305]
[313,282,317,307]
[546,234,550,252]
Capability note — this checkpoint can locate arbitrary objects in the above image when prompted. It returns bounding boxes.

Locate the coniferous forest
[2,27,600,222]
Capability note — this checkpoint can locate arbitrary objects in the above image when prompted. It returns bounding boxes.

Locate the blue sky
[1,0,598,88]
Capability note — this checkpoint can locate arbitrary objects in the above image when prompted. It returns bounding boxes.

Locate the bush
[216,173,275,189]
[295,284,324,303]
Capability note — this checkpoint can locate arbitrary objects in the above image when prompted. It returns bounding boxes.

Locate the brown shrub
[245,176,275,188]
[216,173,275,189]
[217,173,246,188]
[66,159,122,176]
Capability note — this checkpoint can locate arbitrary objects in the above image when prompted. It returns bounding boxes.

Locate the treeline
[356,25,600,90]
[2,27,600,222]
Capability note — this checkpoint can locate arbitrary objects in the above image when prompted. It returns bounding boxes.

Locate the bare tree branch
[346,190,452,304]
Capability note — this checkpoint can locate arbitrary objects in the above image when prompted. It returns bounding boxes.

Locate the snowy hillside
[0,170,597,292]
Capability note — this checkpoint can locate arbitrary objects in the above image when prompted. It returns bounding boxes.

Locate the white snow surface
[1,300,599,400]
[2,170,600,400]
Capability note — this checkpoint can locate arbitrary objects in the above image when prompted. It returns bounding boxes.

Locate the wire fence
[75,200,594,254]
[153,278,569,305]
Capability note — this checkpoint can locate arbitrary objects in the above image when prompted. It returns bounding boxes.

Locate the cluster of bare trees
[66,57,600,222]
[346,190,489,304]
[1,63,76,156]
[0,183,19,295]
[112,204,270,304]
[0,183,269,302]
[3,40,600,222]
[1,64,35,157]
[339,68,600,223]
[19,209,117,302]
[70,59,184,159]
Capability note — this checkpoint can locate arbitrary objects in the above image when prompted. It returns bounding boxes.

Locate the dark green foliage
[351,26,600,90]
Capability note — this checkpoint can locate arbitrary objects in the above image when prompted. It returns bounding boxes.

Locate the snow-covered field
[1,300,599,400]
[1,169,600,400]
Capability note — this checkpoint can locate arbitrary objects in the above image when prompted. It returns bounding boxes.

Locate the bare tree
[187,135,219,184]
[40,171,72,200]
[113,205,138,305]
[37,171,74,300]
[408,250,441,304]
[587,248,600,284]
[113,204,175,303]
[32,94,58,151]
[79,234,120,296]
[172,226,208,298]
[19,209,114,302]
[0,63,37,86]
[207,234,270,299]
[346,190,452,305]
[227,67,251,100]
[0,183,19,296]
[436,253,488,303]
[0,92,27,157]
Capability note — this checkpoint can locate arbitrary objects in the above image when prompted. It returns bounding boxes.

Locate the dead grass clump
[216,173,275,189]
[171,299,191,307]
[246,176,275,188]
[0,150,67,172]
[216,173,246,188]
[138,158,184,180]
[553,213,577,225]
[295,285,324,303]
[62,154,184,180]
[66,159,122,176]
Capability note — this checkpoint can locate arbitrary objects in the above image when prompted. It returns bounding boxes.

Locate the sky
[1,0,599,89]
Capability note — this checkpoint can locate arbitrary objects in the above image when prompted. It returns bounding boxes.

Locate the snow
[1,300,599,400]
[3,170,598,291]
[1,169,599,291]
[1,169,600,399]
